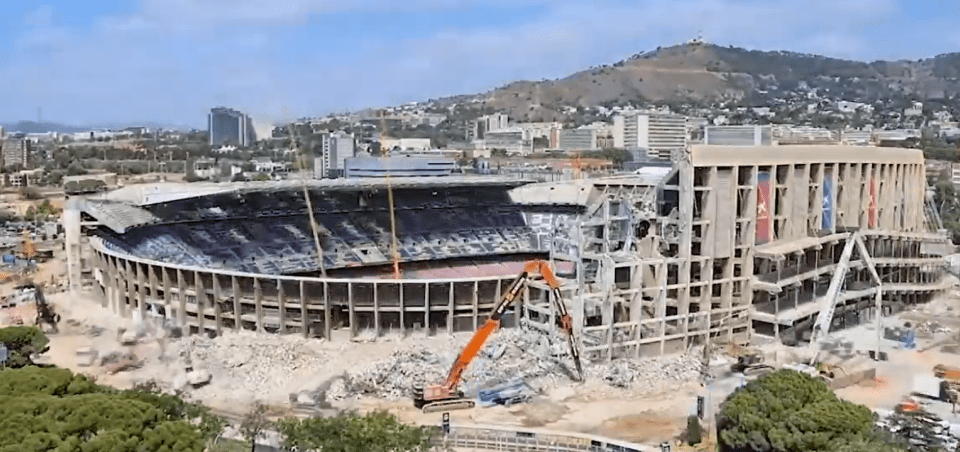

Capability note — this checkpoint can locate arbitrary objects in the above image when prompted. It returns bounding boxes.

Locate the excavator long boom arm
[440,260,583,392]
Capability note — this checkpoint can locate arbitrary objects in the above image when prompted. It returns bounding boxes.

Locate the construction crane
[413,260,584,413]
[379,110,402,279]
[807,232,882,365]
[288,121,327,278]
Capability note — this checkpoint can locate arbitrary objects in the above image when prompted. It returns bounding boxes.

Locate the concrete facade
[66,146,952,360]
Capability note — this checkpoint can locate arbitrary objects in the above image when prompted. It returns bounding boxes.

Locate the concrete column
[124,260,135,318]
[63,199,82,293]
[472,281,479,331]
[176,269,186,331]
[677,154,695,346]
[447,282,454,335]
[195,271,205,334]
[105,257,117,314]
[232,276,241,331]
[148,265,157,301]
[348,282,356,339]
[137,263,147,322]
[373,282,380,338]
[254,278,264,332]
[424,283,431,337]
[398,283,404,337]
[323,281,331,340]
[212,275,222,336]
[300,280,309,338]
[162,267,171,319]
[277,279,287,334]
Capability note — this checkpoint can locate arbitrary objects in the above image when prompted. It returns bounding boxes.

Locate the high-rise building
[208,107,256,146]
[0,138,30,169]
[314,132,355,179]
[614,113,687,159]
[471,113,509,140]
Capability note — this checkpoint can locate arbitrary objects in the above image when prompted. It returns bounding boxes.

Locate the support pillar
[63,199,82,293]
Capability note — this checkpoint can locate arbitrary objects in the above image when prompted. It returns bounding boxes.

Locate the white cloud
[0,0,950,125]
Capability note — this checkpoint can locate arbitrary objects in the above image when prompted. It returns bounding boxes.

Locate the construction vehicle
[28,282,60,333]
[933,364,960,403]
[2,282,60,332]
[413,260,584,413]
[727,343,773,376]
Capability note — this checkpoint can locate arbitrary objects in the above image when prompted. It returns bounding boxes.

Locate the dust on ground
[28,279,960,446]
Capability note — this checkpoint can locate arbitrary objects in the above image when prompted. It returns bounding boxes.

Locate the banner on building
[756,172,772,245]
[822,169,833,230]
[868,178,877,228]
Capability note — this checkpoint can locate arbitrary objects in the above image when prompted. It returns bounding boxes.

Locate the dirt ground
[30,286,699,446]
[22,270,960,447]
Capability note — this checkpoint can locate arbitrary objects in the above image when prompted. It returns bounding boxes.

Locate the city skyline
[0,0,957,127]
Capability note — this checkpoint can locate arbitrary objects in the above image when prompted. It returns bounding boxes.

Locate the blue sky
[0,0,958,128]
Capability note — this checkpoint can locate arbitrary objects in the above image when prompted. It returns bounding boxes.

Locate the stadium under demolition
[64,144,954,362]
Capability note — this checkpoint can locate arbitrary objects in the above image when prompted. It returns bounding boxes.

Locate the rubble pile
[916,321,954,335]
[175,332,328,394]
[329,327,579,401]
[329,346,447,400]
[596,348,703,389]
[329,327,703,401]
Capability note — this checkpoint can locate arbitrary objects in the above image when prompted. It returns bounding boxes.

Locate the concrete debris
[327,327,703,401]
[916,321,953,335]
[75,347,98,367]
[596,348,703,389]
[173,331,327,397]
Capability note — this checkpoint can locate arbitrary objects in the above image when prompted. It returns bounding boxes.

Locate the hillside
[459,43,960,121]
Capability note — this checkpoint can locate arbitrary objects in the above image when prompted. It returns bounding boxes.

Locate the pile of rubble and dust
[171,331,329,398]
[594,347,703,390]
[327,327,702,401]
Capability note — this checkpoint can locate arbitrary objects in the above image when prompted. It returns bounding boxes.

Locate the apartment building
[209,107,256,147]
[1,138,30,169]
[557,128,598,151]
[613,113,687,159]
[314,132,356,179]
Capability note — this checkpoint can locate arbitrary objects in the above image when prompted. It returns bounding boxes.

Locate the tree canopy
[0,326,50,368]
[717,369,904,452]
[0,366,218,452]
[276,410,435,452]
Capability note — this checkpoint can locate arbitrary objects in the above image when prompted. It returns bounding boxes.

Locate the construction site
[4,143,958,450]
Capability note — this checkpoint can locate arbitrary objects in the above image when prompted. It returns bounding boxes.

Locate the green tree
[252,173,271,182]
[66,162,87,176]
[240,403,272,452]
[276,410,435,452]
[0,326,50,368]
[0,367,217,451]
[717,370,903,452]
[686,415,703,446]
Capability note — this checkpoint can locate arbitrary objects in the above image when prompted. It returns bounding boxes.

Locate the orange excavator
[413,260,584,413]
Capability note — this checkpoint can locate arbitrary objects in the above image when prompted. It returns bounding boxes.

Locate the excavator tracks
[421,399,475,413]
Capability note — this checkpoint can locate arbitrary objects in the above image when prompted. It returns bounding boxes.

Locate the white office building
[613,112,687,159]
[314,132,355,179]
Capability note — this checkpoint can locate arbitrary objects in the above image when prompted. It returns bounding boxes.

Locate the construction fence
[433,424,658,452]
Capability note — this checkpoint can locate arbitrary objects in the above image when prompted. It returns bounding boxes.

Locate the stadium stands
[96,183,581,276]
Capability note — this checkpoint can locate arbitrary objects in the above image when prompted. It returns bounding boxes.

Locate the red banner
[756,172,772,244]
[868,178,877,228]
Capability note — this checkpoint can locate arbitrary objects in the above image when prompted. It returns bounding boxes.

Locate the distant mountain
[1,120,193,134]
[1,121,86,134]
[441,43,960,121]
